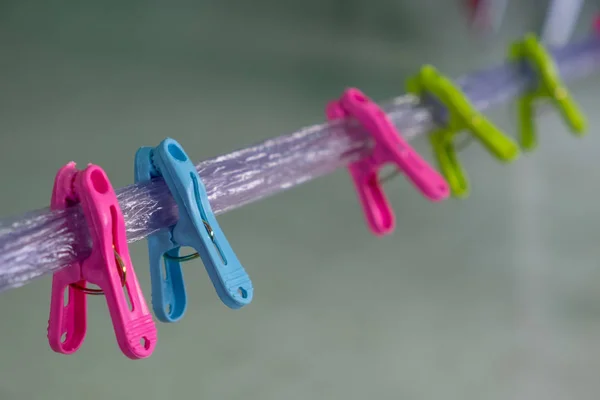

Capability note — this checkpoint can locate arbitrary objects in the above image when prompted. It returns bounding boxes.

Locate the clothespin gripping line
[406,64,520,197]
[135,138,253,323]
[509,33,587,151]
[47,162,156,359]
[326,88,449,236]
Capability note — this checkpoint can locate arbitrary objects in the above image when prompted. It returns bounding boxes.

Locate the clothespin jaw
[137,138,253,314]
[509,33,587,151]
[47,162,88,354]
[406,64,520,197]
[135,147,187,323]
[48,162,157,359]
[326,88,449,235]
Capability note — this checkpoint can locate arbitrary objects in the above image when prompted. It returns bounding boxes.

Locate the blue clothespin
[135,137,253,322]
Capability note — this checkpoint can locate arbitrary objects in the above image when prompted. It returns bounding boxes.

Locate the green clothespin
[406,65,520,198]
[509,33,587,151]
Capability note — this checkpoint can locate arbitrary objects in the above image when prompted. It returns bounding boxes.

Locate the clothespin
[465,0,485,26]
[509,33,587,151]
[135,138,253,322]
[464,0,508,34]
[47,162,156,359]
[539,0,585,47]
[325,88,450,236]
[594,14,600,34]
[406,65,520,197]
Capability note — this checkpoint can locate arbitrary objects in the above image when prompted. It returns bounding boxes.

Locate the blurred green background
[0,1,600,399]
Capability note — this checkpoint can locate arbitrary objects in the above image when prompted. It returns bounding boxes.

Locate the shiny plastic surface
[0,36,598,293]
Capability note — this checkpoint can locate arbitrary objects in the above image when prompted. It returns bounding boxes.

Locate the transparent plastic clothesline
[1,35,599,293]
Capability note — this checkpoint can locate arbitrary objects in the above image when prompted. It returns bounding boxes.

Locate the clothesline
[0,35,598,294]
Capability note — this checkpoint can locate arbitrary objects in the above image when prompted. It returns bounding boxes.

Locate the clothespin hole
[90,169,109,194]
[166,304,172,314]
[378,165,399,184]
[162,260,168,281]
[140,337,150,350]
[61,332,67,343]
[238,287,248,299]
[167,143,188,162]
[208,240,227,265]
[123,286,134,311]
[455,133,474,151]
[353,92,367,102]
[63,288,69,307]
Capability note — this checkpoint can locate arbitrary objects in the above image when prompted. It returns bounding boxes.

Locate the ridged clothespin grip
[326,88,450,236]
[135,138,253,323]
[47,162,157,359]
[509,33,587,151]
[406,65,520,197]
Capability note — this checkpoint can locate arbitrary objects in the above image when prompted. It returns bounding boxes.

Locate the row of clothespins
[465,0,600,47]
[46,33,592,360]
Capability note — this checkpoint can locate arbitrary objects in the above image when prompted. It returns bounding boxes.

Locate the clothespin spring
[70,246,126,295]
[162,221,214,262]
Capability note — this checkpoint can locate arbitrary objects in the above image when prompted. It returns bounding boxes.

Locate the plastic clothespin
[325,88,450,236]
[47,162,156,359]
[135,138,253,322]
[406,65,520,198]
[465,0,484,23]
[594,15,600,34]
[509,33,587,151]
[465,0,507,33]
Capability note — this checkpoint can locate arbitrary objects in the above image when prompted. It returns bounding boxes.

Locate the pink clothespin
[465,0,488,30]
[325,88,450,236]
[594,14,600,33]
[465,0,483,19]
[47,162,156,359]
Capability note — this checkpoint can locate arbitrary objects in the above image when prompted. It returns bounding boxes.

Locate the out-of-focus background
[0,1,599,399]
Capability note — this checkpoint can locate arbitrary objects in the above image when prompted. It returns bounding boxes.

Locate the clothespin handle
[326,88,449,235]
